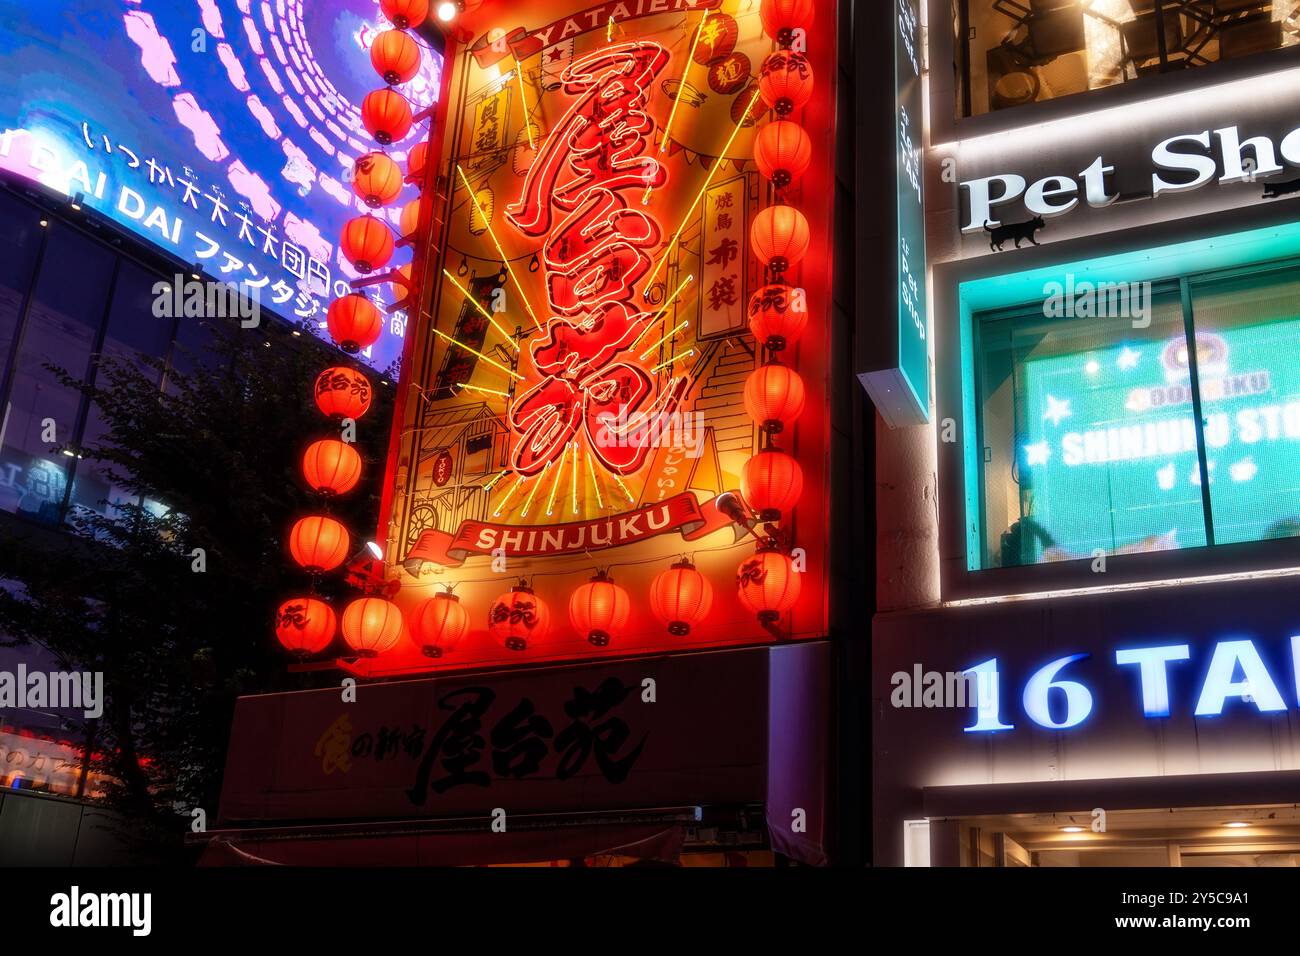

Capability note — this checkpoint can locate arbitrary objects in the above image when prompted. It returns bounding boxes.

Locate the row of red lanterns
[276,549,801,660]
[275,1,430,659]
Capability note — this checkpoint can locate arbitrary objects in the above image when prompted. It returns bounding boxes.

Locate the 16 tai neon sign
[963,636,1300,733]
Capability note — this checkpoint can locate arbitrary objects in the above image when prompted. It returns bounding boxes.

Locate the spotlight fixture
[190,262,201,280]
[39,218,48,228]
[436,1,462,22]
[366,541,384,560]
[70,192,83,211]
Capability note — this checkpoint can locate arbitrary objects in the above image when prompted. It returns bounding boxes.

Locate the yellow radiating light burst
[431,326,524,380]
[455,382,511,399]
[644,87,763,296]
[661,7,709,154]
[442,269,520,352]
[610,469,636,505]
[629,274,695,352]
[638,319,689,362]
[513,58,537,151]
[455,165,543,332]
[492,474,526,518]
[546,443,569,516]
[571,442,579,515]
[484,469,510,492]
[519,461,551,518]
[584,445,606,511]
[652,349,695,373]
[607,15,615,42]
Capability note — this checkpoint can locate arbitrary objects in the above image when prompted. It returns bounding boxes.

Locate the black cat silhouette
[984,216,1045,251]
[1263,176,1300,199]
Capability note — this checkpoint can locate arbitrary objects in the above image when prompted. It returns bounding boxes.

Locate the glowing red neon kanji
[505,41,687,478]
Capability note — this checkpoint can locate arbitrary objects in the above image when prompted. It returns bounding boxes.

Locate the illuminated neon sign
[963,635,1300,732]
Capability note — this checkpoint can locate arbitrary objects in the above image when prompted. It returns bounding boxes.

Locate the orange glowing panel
[367,0,838,677]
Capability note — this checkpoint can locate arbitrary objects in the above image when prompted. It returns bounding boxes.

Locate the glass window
[0,228,114,524]
[975,261,1300,569]
[0,191,43,374]
[957,0,1299,118]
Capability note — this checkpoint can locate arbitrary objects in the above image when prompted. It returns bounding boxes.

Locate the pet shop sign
[960,123,1300,236]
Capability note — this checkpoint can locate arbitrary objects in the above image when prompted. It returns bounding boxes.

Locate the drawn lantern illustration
[409,590,469,658]
[341,597,406,658]
[289,515,350,573]
[569,571,631,647]
[737,549,801,625]
[314,367,372,420]
[327,293,384,353]
[489,581,550,652]
[649,559,713,637]
[274,597,337,657]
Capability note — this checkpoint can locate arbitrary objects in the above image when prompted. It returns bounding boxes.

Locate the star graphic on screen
[1024,441,1052,466]
[1042,395,1072,427]
[1117,347,1141,371]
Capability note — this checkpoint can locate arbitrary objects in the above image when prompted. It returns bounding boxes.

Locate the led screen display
[0,0,441,374]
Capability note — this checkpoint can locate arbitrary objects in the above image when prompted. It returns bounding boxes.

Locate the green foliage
[0,321,391,856]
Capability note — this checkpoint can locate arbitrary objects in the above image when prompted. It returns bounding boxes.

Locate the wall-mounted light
[366,541,384,560]
[38,218,48,228]
[70,192,83,211]
[190,262,201,280]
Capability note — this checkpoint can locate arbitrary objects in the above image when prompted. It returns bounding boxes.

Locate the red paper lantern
[380,0,429,31]
[351,152,403,208]
[748,284,808,352]
[759,51,814,118]
[289,515,350,572]
[737,549,802,624]
[341,215,394,273]
[341,597,405,657]
[568,571,631,647]
[327,293,383,353]
[489,581,550,652]
[314,366,373,420]
[274,597,336,657]
[362,88,413,145]
[399,198,423,238]
[370,29,421,86]
[750,205,810,275]
[754,120,812,189]
[760,0,815,45]
[409,590,469,658]
[649,559,713,637]
[744,363,806,434]
[407,142,428,183]
[741,449,803,521]
[302,439,363,496]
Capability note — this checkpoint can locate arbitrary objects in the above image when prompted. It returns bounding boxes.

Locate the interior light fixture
[1223,821,1251,828]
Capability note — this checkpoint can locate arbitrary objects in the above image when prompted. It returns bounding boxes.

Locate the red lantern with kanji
[569,571,631,647]
[754,120,812,189]
[759,50,814,118]
[737,549,801,624]
[341,215,394,273]
[381,0,428,29]
[314,366,372,420]
[327,293,383,353]
[302,439,362,496]
[407,142,428,183]
[760,0,815,45]
[744,362,806,434]
[409,590,469,658]
[362,88,413,145]
[289,515,350,572]
[341,597,405,657]
[274,597,336,657]
[649,559,713,637]
[750,205,810,275]
[489,581,550,652]
[370,29,421,86]
[748,284,808,352]
[741,449,803,521]
[352,152,403,208]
